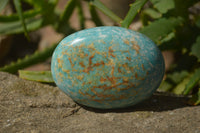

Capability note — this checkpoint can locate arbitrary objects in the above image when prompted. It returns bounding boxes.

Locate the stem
[14,0,30,40]
[89,2,103,26]
[90,0,122,24]
[0,9,42,22]
[76,0,85,29]
[121,0,148,28]
[57,0,77,31]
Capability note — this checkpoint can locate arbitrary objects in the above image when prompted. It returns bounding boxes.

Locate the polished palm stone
[51,26,165,109]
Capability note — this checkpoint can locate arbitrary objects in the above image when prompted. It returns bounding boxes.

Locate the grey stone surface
[0,72,199,133]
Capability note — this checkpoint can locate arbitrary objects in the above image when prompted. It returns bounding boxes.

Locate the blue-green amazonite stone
[51,26,165,109]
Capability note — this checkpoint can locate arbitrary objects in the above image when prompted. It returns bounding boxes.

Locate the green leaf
[140,17,184,44]
[0,9,42,22]
[191,36,200,62]
[48,0,58,6]
[22,0,58,25]
[168,71,189,84]
[159,70,189,92]
[171,0,199,18]
[141,8,162,26]
[183,68,200,95]
[0,43,58,73]
[91,0,122,24]
[159,81,173,92]
[159,32,175,44]
[121,0,148,28]
[195,16,200,28]
[89,3,103,26]
[150,0,175,14]
[0,0,9,13]
[172,75,191,94]
[142,8,162,19]
[14,0,29,40]
[19,70,54,83]
[23,0,55,8]
[188,88,200,106]
[22,0,43,7]
[41,0,58,25]
[0,17,43,35]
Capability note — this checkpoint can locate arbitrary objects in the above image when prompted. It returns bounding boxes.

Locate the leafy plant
[142,0,200,105]
[0,0,199,105]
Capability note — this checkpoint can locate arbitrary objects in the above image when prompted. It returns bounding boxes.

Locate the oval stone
[51,26,165,109]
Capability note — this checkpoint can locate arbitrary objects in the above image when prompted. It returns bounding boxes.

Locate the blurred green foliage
[0,0,199,105]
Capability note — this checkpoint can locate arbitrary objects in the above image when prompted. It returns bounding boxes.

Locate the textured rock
[0,72,200,133]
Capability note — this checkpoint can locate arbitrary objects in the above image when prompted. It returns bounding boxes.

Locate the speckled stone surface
[51,26,165,109]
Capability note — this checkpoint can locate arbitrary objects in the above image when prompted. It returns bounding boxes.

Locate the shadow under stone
[79,91,190,113]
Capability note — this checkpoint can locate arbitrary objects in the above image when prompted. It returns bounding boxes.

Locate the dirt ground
[0,72,200,133]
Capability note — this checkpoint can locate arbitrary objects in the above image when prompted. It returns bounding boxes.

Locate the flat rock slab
[0,72,199,133]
